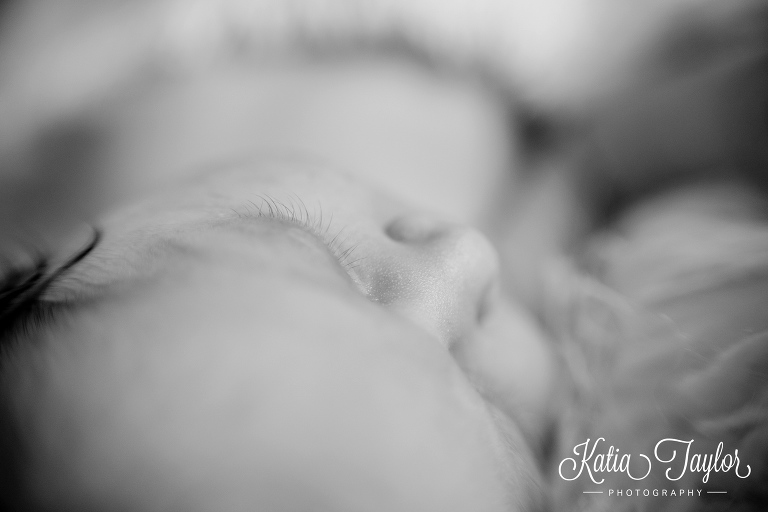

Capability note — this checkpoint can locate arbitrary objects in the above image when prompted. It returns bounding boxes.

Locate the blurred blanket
[546,181,768,511]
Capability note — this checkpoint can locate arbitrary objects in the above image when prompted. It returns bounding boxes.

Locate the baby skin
[1,161,556,512]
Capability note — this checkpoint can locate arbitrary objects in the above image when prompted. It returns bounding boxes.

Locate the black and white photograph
[1,1,767,510]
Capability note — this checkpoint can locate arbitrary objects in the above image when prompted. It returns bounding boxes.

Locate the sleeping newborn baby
[1,0,767,511]
[0,3,564,509]
[0,160,554,511]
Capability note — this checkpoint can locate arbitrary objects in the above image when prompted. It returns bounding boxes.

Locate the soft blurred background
[1,1,767,510]
[1,0,766,257]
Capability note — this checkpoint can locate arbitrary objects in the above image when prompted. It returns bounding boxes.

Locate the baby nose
[380,213,499,347]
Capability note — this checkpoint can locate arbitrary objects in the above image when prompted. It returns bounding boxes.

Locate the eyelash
[0,228,101,345]
[236,194,364,273]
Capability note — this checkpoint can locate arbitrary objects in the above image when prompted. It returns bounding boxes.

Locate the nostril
[385,213,454,244]
[476,282,497,325]
[376,211,503,346]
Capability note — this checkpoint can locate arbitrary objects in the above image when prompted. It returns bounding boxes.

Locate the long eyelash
[0,228,101,345]
[235,194,363,271]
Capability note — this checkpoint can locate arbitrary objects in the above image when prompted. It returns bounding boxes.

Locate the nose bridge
[379,214,499,346]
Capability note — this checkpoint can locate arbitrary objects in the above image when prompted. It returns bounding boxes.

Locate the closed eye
[0,228,101,347]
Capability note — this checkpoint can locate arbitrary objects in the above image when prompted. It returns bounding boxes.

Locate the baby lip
[452,297,555,445]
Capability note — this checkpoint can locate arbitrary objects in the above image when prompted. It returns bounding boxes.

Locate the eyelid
[0,228,100,344]
[235,195,365,277]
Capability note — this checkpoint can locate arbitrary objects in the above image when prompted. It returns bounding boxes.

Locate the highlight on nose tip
[448,227,501,322]
[383,213,499,278]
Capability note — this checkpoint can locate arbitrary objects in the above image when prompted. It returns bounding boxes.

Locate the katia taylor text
[558,438,751,484]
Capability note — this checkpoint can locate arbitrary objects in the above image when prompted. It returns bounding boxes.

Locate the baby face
[2,160,551,511]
